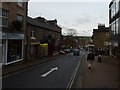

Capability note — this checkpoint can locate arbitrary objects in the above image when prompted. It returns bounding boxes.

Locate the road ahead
[3,51,84,88]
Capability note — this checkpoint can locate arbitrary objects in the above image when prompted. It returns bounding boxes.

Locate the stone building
[93,24,110,55]
[26,16,61,60]
[0,2,28,65]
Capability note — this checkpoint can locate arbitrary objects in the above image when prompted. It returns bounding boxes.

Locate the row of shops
[0,32,60,65]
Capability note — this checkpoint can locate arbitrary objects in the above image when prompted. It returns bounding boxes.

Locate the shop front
[2,33,24,65]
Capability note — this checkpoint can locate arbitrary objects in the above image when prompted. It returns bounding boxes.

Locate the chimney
[98,23,105,30]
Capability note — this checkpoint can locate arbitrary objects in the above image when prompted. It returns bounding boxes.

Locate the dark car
[73,49,80,56]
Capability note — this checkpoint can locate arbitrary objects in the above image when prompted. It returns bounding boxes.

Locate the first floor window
[0,8,8,27]
[17,14,23,22]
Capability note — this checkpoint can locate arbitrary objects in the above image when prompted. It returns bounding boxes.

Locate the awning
[1,33,24,39]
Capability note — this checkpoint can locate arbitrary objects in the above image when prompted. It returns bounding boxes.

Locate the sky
[28,0,111,36]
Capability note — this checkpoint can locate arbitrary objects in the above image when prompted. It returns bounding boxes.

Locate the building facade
[26,16,61,60]
[62,36,92,49]
[109,0,120,56]
[93,24,110,55]
[0,2,28,65]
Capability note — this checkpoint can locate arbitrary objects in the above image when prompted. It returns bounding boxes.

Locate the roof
[93,27,109,33]
[27,16,61,32]
[93,25,109,33]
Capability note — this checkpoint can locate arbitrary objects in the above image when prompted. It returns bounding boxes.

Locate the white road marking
[41,67,58,77]
[67,52,85,89]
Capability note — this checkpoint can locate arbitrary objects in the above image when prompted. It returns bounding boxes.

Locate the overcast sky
[28,0,111,36]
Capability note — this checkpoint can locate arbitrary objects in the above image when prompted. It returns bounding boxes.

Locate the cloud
[76,13,92,25]
[77,18,91,24]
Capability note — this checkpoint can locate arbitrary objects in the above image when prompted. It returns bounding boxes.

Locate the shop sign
[2,33,24,39]
[113,43,118,47]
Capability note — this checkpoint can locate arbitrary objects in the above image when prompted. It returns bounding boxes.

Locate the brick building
[0,2,28,65]
[109,0,120,56]
[26,16,61,60]
[93,24,110,55]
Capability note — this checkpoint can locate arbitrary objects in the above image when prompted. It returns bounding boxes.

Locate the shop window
[7,40,22,63]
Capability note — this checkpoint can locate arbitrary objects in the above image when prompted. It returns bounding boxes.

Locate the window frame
[16,14,23,22]
[0,9,9,27]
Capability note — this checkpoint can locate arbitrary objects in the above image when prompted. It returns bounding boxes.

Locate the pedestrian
[97,54,102,63]
[87,52,95,70]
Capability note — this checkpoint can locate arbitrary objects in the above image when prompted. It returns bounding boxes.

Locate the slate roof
[27,16,61,32]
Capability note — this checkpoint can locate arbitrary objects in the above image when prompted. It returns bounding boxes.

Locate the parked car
[73,49,80,56]
[60,50,65,54]
[63,49,70,54]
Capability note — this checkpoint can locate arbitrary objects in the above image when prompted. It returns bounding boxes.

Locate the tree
[66,28,77,37]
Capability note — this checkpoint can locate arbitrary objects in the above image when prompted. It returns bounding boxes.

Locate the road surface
[3,51,84,88]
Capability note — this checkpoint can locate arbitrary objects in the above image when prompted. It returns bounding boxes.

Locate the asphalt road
[2,51,84,88]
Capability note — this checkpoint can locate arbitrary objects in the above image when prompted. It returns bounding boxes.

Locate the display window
[7,40,22,63]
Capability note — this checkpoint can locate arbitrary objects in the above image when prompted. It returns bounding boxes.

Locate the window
[113,21,116,35]
[0,8,8,27]
[106,32,109,35]
[119,18,120,34]
[111,2,115,18]
[17,0,24,7]
[17,15,23,22]
[116,18,119,34]
[116,1,119,13]
[110,21,115,35]
[111,1,120,18]
[31,31,36,40]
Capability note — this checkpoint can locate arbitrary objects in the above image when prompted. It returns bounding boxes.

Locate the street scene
[0,0,120,89]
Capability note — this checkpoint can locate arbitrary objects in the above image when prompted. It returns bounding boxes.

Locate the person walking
[97,54,102,63]
[87,52,95,70]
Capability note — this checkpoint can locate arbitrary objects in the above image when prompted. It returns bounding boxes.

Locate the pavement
[74,52,119,89]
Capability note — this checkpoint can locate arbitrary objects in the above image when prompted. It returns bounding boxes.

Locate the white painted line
[41,67,58,77]
[67,52,85,89]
